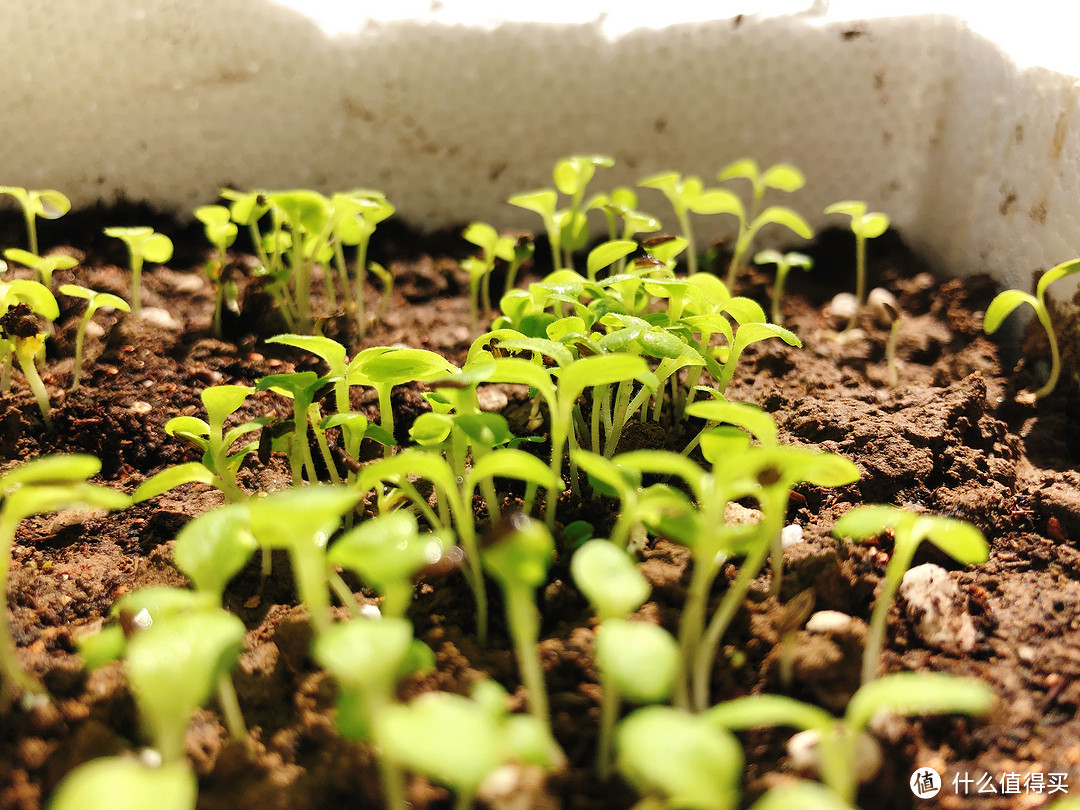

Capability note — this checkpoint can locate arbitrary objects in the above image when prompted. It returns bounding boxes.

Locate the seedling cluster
[0,156,1052,810]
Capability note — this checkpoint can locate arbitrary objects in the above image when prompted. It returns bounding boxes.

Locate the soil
[1,208,1079,810]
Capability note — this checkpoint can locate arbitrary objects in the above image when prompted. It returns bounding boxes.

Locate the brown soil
[1,211,1079,810]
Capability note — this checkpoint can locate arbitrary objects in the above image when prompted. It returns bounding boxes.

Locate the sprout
[708,672,994,803]
[327,511,446,619]
[463,222,518,332]
[481,514,557,741]
[717,159,813,288]
[823,201,890,332]
[866,287,902,388]
[0,455,129,705]
[193,205,239,337]
[0,186,70,256]
[832,505,988,683]
[754,248,813,325]
[3,248,79,288]
[47,758,197,810]
[103,226,174,317]
[983,257,1080,398]
[134,384,263,504]
[638,171,737,276]
[0,291,59,429]
[58,284,130,390]
[616,706,743,810]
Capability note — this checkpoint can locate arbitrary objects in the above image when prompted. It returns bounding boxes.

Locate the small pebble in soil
[899,563,977,653]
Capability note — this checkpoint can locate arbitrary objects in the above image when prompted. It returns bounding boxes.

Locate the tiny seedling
[707,671,994,803]
[717,159,813,287]
[481,514,557,741]
[983,257,1080,398]
[616,706,743,810]
[0,187,70,256]
[0,455,129,705]
[823,201,890,332]
[3,248,79,288]
[754,248,813,325]
[832,505,988,683]
[0,278,58,395]
[462,222,517,331]
[58,284,130,389]
[638,171,739,276]
[134,384,264,504]
[193,205,239,337]
[867,287,902,387]
[0,296,59,429]
[103,226,174,317]
[48,758,197,810]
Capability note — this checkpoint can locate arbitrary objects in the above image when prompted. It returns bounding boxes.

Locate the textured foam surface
[3,1,1079,297]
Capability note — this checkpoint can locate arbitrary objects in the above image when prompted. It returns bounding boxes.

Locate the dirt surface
[1,212,1079,810]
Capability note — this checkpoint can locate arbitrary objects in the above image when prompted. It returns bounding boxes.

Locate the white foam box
[4,1,1079,300]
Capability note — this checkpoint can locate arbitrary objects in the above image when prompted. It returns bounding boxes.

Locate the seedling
[48,758,197,810]
[754,248,813,325]
[1,296,59,429]
[463,222,517,331]
[717,159,812,287]
[103,226,174,317]
[747,781,856,810]
[481,514,557,741]
[832,505,988,683]
[0,187,70,256]
[134,384,264,504]
[327,511,447,619]
[823,201,890,332]
[638,171,739,275]
[256,371,331,485]
[313,616,424,807]
[707,671,994,803]
[571,538,678,778]
[616,706,743,810]
[0,455,129,705]
[58,284,130,389]
[3,248,79,288]
[983,257,1080,398]
[193,205,239,337]
[867,287,902,387]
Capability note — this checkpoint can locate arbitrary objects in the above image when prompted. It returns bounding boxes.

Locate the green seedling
[256,371,333,485]
[616,706,743,810]
[193,205,239,337]
[832,505,988,684]
[376,684,559,810]
[823,201,890,332]
[369,260,394,321]
[58,284,130,389]
[463,222,517,331]
[481,514,557,742]
[510,155,613,273]
[0,455,129,705]
[246,485,363,635]
[359,447,558,643]
[717,159,812,287]
[707,672,994,803]
[134,384,263,504]
[747,781,857,810]
[984,258,1080,398]
[333,189,395,338]
[638,171,739,276]
[3,248,79,288]
[0,291,59,429]
[313,616,427,808]
[0,187,70,256]
[327,511,447,619]
[867,288,902,388]
[503,234,535,295]
[571,539,678,778]
[48,757,197,810]
[103,226,174,317]
[754,248,813,325]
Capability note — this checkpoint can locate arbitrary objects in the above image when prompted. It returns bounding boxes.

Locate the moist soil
[1,209,1079,810]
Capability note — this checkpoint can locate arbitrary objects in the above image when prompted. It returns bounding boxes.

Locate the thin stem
[328,569,363,618]
[596,668,620,780]
[506,585,550,734]
[71,311,92,390]
[15,341,52,431]
[215,672,248,745]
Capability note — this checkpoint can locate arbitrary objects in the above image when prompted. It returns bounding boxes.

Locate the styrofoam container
[4,1,1079,301]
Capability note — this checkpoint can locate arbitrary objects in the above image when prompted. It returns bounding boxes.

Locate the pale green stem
[216,672,248,746]
[15,341,52,431]
[596,669,620,780]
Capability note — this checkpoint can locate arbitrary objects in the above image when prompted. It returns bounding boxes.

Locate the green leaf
[312,616,413,689]
[468,448,561,493]
[983,289,1037,334]
[706,693,833,733]
[845,672,994,733]
[755,206,813,240]
[376,692,504,795]
[246,485,361,550]
[164,416,211,440]
[571,450,641,498]
[761,164,806,192]
[717,158,758,183]
[508,190,557,221]
[463,222,500,256]
[595,619,678,703]
[360,348,458,386]
[571,539,650,621]
[616,707,743,810]
[748,781,857,810]
[1037,258,1080,301]
[1,278,59,320]
[172,504,256,596]
[587,240,637,279]
[690,188,743,217]
[33,189,72,220]
[455,413,514,448]
[686,400,778,445]
[328,511,442,588]
[557,354,654,414]
[75,624,127,670]
[409,412,453,446]
[47,758,196,810]
[860,212,890,239]
[132,462,215,502]
[0,454,100,490]
[911,514,989,564]
[482,515,554,589]
[824,201,866,219]
[266,334,348,373]
[200,385,254,425]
